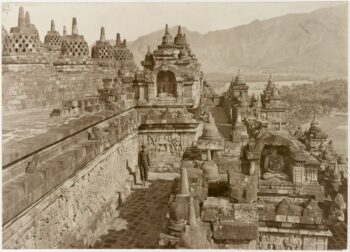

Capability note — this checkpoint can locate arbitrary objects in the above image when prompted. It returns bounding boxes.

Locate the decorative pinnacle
[100,27,106,42]
[72,17,78,35]
[50,20,56,32]
[63,26,67,36]
[188,196,197,226]
[25,11,30,26]
[179,168,190,196]
[116,33,121,44]
[18,7,25,28]
[165,24,169,34]
[177,25,182,35]
[147,45,150,53]
[123,39,126,45]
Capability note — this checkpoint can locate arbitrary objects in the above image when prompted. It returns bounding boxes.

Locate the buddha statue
[262,147,289,181]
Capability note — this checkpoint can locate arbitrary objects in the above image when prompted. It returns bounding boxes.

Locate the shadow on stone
[93,179,173,249]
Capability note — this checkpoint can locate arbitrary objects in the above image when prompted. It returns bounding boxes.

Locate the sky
[1,1,345,44]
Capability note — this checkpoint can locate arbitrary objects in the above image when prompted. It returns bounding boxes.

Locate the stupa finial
[100,27,106,42]
[72,17,78,35]
[18,7,25,28]
[116,33,121,44]
[177,25,182,35]
[25,11,30,26]
[50,20,56,32]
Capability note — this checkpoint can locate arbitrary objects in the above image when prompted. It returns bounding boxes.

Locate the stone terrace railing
[2,107,140,231]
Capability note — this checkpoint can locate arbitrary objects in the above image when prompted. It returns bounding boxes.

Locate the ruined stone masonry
[2,7,347,250]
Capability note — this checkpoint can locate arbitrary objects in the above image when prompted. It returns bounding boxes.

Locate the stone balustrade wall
[2,108,140,229]
[3,132,139,249]
[2,52,118,111]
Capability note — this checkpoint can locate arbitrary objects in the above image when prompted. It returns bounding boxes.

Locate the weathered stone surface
[3,133,139,249]
[213,220,258,240]
[201,197,233,222]
[233,203,258,222]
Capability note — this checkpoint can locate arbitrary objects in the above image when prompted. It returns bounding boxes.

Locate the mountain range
[115,5,347,77]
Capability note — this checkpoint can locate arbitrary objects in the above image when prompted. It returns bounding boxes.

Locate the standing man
[138,144,150,187]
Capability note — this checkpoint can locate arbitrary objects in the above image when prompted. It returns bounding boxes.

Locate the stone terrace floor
[93,173,178,249]
[328,221,348,250]
[2,109,81,144]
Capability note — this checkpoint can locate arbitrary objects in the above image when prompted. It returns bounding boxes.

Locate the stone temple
[2,7,347,249]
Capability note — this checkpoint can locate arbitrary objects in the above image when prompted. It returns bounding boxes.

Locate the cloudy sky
[2,1,344,44]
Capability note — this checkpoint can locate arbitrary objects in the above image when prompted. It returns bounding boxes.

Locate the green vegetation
[280,79,348,128]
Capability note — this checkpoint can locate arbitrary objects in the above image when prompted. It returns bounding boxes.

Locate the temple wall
[258,230,329,250]
[2,108,140,225]
[2,132,138,249]
[2,60,117,111]
[138,127,201,172]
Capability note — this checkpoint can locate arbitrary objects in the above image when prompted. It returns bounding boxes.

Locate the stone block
[41,160,61,190]
[21,173,44,194]
[233,203,257,222]
[67,147,87,169]
[265,212,275,221]
[3,182,25,208]
[212,221,258,241]
[300,215,315,224]
[275,215,287,222]
[286,215,300,223]
[81,140,97,155]
[314,217,323,224]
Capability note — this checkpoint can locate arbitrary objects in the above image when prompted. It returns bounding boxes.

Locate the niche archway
[156,71,177,97]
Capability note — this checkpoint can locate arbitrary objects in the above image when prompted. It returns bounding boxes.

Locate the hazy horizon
[2,2,345,44]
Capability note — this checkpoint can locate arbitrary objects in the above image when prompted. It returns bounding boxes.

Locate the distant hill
[124,5,347,77]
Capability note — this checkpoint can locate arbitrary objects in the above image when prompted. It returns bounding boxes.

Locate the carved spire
[100,27,106,42]
[18,6,25,28]
[72,17,78,35]
[63,26,67,37]
[123,39,126,47]
[50,20,56,32]
[267,73,275,89]
[116,33,121,44]
[165,24,169,34]
[188,196,197,226]
[25,11,30,26]
[177,25,182,35]
[179,168,190,196]
[147,45,150,53]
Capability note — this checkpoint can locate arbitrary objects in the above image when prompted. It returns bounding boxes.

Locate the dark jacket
[138,150,150,168]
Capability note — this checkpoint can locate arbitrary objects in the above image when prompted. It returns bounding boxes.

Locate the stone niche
[259,145,292,182]
[157,70,177,97]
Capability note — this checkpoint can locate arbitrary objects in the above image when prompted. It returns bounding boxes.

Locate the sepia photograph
[1,1,348,249]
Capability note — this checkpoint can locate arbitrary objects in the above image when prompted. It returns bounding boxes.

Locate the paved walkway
[93,178,174,249]
[328,221,347,250]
